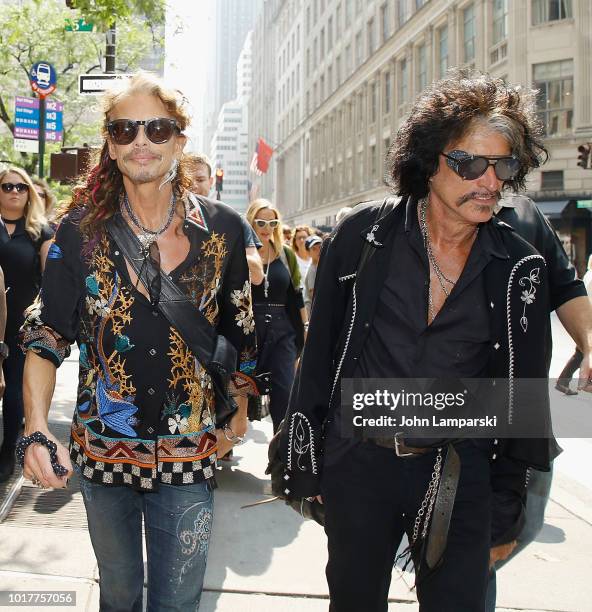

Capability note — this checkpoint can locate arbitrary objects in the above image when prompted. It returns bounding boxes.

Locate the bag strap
[106,214,217,370]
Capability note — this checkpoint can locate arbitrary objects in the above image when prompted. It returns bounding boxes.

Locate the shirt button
[147,387,155,395]
[149,348,156,356]
[114,250,120,256]
[152,311,159,317]
[364,322,370,329]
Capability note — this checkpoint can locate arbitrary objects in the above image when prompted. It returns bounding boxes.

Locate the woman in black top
[0,167,53,481]
[246,199,307,432]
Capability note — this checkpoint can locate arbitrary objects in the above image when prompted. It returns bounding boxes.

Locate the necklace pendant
[138,233,155,252]
[263,276,269,299]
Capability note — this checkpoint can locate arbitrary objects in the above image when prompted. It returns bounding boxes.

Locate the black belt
[254,303,286,308]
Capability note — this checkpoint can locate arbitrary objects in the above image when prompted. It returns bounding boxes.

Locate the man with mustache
[18,73,256,611]
[279,71,585,611]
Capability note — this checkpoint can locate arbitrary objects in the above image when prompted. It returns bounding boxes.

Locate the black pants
[254,307,297,432]
[321,441,492,612]
[1,335,26,449]
[557,347,583,386]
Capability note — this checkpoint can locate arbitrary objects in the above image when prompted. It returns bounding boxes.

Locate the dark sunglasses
[254,218,280,229]
[441,150,521,181]
[107,118,180,145]
[1,182,29,193]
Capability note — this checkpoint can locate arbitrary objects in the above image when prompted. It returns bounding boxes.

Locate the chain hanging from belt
[410,448,443,545]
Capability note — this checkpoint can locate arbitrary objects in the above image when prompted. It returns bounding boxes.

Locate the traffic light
[215,168,224,192]
[577,144,591,169]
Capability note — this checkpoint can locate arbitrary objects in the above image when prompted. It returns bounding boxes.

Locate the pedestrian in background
[247,199,306,432]
[303,234,323,317]
[555,253,592,395]
[291,224,313,279]
[282,224,293,245]
[32,177,58,225]
[0,166,53,482]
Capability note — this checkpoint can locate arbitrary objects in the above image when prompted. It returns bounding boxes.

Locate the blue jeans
[485,466,552,612]
[78,473,214,612]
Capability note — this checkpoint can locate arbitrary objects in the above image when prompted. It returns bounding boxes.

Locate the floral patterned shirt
[22,194,256,491]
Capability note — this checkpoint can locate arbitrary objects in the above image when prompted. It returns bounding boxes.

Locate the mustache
[457,191,500,206]
[123,150,163,162]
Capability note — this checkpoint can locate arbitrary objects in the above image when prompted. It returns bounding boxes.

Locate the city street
[0,313,590,612]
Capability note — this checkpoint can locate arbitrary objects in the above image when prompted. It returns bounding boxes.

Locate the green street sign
[65,18,95,32]
[577,200,592,209]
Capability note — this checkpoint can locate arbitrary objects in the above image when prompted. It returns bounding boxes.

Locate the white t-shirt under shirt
[296,254,311,281]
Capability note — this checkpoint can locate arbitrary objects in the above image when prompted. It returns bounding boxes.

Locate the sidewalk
[1,352,591,611]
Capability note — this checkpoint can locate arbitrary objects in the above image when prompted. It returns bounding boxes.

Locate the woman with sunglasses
[291,224,313,280]
[246,199,307,432]
[0,166,53,482]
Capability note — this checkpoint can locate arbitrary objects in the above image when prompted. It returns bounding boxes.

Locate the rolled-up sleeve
[20,216,84,367]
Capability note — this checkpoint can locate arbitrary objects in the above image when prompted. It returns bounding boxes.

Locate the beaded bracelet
[222,423,245,446]
[15,431,69,477]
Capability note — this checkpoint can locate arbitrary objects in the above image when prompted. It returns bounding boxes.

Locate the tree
[0,0,164,174]
[66,0,165,29]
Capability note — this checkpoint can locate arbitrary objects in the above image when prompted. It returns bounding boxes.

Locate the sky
[164,0,214,152]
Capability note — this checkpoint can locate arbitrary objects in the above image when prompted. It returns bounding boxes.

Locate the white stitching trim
[338,273,357,282]
[506,254,545,425]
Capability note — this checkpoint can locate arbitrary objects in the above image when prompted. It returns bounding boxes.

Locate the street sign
[78,73,133,95]
[577,200,592,209]
[65,18,95,31]
[14,96,63,142]
[30,62,57,98]
[13,138,39,153]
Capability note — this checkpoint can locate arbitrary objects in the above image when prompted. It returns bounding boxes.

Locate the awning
[535,201,569,219]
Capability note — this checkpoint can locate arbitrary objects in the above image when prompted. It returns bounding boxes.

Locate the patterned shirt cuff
[20,325,71,368]
[230,371,258,397]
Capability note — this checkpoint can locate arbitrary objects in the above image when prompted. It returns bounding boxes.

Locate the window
[439,26,449,77]
[328,65,333,94]
[370,82,378,123]
[355,31,363,67]
[532,0,572,25]
[345,44,352,74]
[541,170,564,190]
[367,18,376,55]
[399,58,409,105]
[321,28,325,58]
[396,0,408,28]
[306,48,310,77]
[320,74,325,101]
[533,59,574,136]
[384,70,392,114]
[336,54,342,86]
[370,145,377,178]
[345,0,352,27]
[417,44,427,92]
[357,92,364,126]
[328,17,333,49]
[492,0,508,44]
[306,6,310,31]
[380,3,390,43]
[336,4,342,37]
[463,4,476,63]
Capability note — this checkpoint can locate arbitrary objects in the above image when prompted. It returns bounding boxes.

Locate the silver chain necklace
[122,192,176,251]
[419,198,457,322]
[262,243,272,298]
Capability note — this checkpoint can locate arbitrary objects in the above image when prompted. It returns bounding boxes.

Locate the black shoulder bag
[106,214,238,427]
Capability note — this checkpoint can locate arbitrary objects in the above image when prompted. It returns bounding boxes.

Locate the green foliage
[0,0,164,175]
[67,0,166,29]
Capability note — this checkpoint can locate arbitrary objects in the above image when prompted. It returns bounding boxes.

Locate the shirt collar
[184,192,210,234]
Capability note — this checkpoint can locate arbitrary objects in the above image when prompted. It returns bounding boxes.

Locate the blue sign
[14,96,63,142]
[29,61,57,97]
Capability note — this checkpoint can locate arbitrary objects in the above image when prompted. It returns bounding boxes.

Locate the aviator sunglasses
[253,219,280,229]
[107,118,180,145]
[441,150,521,181]
[1,182,29,194]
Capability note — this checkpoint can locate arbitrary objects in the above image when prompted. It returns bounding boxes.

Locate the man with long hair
[279,71,580,611]
[18,72,256,611]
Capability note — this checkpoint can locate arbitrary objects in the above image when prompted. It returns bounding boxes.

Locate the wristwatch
[0,341,9,360]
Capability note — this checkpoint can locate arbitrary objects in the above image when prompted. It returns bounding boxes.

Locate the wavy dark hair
[385,69,548,200]
[62,71,193,239]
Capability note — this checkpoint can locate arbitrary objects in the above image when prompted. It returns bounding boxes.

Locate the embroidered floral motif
[231,280,255,334]
[518,267,540,332]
